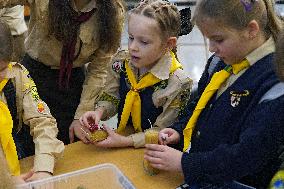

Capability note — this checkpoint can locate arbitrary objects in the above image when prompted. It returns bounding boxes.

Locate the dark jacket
[171,54,284,188]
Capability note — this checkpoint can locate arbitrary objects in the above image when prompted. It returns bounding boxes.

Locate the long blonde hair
[193,0,283,41]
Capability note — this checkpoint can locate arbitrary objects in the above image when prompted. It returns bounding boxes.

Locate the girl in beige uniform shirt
[0,0,125,145]
[0,21,64,182]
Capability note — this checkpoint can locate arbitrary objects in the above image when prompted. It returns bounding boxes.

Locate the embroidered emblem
[112,61,123,73]
[37,101,46,114]
[230,90,250,107]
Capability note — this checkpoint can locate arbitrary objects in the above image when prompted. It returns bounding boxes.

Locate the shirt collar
[246,37,275,66]
[71,0,97,13]
[149,52,172,80]
[4,63,15,79]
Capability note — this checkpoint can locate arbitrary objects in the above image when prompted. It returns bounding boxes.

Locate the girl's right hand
[159,128,180,145]
[79,107,104,129]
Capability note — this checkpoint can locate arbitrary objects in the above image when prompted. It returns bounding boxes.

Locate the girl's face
[0,60,9,81]
[198,17,251,65]
[128,14,168,70]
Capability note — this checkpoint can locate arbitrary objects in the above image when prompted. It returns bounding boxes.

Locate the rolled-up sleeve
[21,69,64,173]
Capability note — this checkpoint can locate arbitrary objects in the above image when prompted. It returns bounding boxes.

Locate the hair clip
[179,7,193,36]
[240,0,258,12]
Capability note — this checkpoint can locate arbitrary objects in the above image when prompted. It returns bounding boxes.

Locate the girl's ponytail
[263,0,283,41]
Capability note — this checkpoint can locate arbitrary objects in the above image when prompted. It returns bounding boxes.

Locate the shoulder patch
[111,50,129,73]
[35,100,50,115]
[112,60,124,73]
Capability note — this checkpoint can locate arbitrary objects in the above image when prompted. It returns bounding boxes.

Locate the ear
[166,37,177,51]
[247,20,260,39]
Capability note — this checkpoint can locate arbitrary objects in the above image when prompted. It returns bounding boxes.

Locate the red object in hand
[89,122,99,132]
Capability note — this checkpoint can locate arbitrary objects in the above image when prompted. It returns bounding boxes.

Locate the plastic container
[16,163,136,189]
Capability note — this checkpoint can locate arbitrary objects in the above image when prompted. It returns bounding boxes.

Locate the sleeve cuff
[33,154,55,173]
[130,132,146,148]
[181,152,203,185]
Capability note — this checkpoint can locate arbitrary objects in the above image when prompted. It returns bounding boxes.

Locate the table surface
[20,142,184,189]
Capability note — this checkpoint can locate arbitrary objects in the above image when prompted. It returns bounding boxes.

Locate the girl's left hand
[26,171,52,182]
[144,144,183,172]
[93,124,133,148]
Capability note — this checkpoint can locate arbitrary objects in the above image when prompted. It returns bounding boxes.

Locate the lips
[131,55,140,62]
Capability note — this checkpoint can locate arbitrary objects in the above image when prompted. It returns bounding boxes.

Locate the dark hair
[193,0,283,41]
[275,31,284,81]
[0,20,13,62]
[48,0,125,53]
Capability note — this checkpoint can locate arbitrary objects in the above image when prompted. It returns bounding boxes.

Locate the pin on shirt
[230,90,250,107]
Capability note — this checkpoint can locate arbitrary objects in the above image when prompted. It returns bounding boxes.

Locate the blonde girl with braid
[78,0,193,148]
[144,0,284,188]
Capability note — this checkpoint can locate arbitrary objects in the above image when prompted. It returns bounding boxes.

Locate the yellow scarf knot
[117,52,182,133]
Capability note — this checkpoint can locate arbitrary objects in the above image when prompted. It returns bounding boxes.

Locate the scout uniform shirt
[0,62,64,173]
[96,50,193,148]
[0,0,125,118]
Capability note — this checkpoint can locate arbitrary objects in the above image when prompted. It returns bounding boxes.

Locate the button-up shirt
[0,62,64,173]
[97,51,193,148]
[0,0,125,118]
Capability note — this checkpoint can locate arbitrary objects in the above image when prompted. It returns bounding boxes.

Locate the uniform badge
[112,61,123,73]
[37,101,47,114]
[230,90,250,107]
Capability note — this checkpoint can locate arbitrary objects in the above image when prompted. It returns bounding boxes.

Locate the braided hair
[130,0,181,59]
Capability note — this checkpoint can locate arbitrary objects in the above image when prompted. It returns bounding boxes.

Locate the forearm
[25,117,65,173]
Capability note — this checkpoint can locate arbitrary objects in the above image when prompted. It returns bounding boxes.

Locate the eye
[141,40,149,45]
[128,36,134,41]
[214,39,224,43]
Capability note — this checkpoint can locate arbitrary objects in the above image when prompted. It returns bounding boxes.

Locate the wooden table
[20,142,184,189]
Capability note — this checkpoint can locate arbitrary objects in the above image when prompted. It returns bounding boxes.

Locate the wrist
[35,171,53,176]
[123,136,134,147]
[96,107,105,118]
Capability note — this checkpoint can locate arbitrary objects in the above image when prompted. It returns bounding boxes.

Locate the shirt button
[196,131,201,138]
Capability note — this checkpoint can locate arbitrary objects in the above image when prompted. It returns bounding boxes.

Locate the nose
[209,40,217,53]
[128,40,138,52]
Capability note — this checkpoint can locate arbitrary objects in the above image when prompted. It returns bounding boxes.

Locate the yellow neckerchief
[183,59,250,152]
[0,63,20,175]
[117,52,182,133]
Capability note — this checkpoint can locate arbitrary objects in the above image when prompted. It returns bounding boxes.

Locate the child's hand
[26,171,52,182]
[13,169,34,184]
[144,144,183,172]
[93,124,133,148]
[159,128,180,145]
[79,107,104,129]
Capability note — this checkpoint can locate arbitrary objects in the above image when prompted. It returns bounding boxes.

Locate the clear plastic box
[16,163,136,189]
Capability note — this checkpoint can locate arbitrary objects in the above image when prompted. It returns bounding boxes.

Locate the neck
[247,32,268,55]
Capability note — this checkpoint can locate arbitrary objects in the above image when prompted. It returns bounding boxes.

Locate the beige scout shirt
[0,0,125,119]
[217,37,275,98]
[96,51,193,148]
[0,62,64,173]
